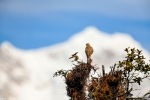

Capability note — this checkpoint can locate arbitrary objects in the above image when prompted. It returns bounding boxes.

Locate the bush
[54,44,150,100]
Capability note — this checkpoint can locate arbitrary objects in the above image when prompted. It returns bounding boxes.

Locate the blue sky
[0,0,150,51]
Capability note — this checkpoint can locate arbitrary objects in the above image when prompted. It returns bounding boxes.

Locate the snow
[0,26,149,100]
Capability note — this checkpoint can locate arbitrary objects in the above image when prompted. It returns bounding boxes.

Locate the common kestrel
[85,43,93,64]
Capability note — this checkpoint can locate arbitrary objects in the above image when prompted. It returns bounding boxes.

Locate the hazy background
[0,0,150,100]
[0,0,150,51]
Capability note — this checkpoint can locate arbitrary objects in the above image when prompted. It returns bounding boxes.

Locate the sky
[0,0,150,51]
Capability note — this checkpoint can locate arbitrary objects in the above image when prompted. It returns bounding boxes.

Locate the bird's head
[86,43,90,46]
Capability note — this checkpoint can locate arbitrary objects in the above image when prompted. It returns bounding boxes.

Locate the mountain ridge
[0,27,150,100]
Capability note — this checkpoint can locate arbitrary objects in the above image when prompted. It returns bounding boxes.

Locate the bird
[85,43,93,64]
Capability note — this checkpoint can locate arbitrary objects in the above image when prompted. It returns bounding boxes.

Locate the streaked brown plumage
[85,43,93,63]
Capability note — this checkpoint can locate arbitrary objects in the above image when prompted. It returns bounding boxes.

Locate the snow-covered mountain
[0,26,150,100]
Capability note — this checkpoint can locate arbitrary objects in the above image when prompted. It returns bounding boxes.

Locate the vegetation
[54,44,150,100]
